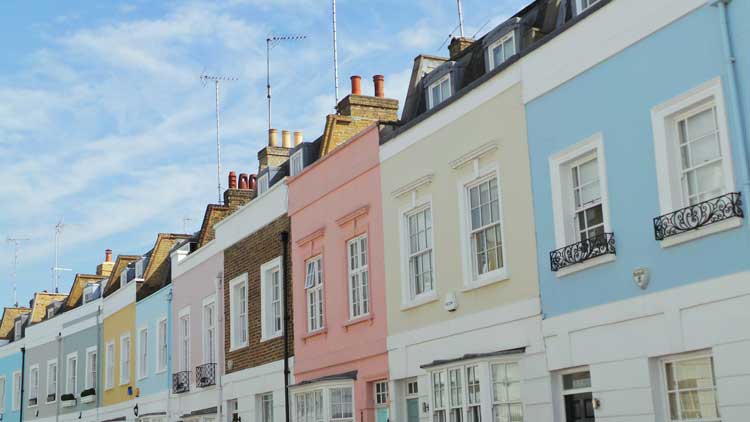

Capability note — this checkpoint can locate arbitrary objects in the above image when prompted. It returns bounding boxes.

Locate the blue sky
[0,0,528,307]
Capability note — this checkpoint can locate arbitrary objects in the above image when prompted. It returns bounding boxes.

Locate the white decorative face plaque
[633,267,650,289]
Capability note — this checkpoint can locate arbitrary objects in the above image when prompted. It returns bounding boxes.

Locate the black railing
[172,371,190,394]
[653,192,743,240]
[550,232,616,272]
[195,363,217,388]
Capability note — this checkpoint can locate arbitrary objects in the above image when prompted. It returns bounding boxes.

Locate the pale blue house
[0,314,24,422]
[524,0,750,421]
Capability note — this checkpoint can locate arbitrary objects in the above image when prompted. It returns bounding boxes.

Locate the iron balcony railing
[653,192,743,240]
[195,363,217,388]
[172,371,190,394]
[550,232,616,272]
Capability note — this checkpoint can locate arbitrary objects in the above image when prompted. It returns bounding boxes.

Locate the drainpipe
[166,289,173,422]
[215,273,224,422]
[711,0,750,207]
[20,347,26,422]
[279,231,291,422]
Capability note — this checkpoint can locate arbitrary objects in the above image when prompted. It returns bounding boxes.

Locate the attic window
[47,308,54,320]
[290,150,304,177]
[427,74,451,110]
[577,0,601,13]
[14,320,22,341]
[488,32,516,70]
[258,173,269,195]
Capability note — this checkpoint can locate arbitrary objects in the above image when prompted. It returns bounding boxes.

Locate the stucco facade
[100,281,136,420]
[0,344,23,422]
[59,303,101,422]
[380,77,550,421]
[288,125,389,422]
[134,285,171,422]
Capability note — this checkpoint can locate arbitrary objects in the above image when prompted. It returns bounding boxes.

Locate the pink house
[288,124,390,422]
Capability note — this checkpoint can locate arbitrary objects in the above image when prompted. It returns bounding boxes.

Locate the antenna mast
[332,0,340,106]
[6,236,29,307]
[266,34,307,131]
[457,0,465,37]
[200,74,238,205]
[52,219,72,293]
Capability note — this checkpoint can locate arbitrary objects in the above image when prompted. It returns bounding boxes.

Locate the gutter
[711,0,750,208]
[279,231,291,422]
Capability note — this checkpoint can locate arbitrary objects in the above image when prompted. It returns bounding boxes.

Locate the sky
[0,0,529,308]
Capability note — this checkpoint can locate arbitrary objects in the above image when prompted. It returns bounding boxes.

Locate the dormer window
[14,320,22,341]
[488,32,516,70]
[134,259,145,280]
[258,173,269,195]
[290,150,304,177]
[120,269,128,288]
[47,308,54,320]
[577,0,601,13]
[428,74,451,110]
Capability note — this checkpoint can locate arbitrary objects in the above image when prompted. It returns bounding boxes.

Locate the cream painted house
[378,5,564,421]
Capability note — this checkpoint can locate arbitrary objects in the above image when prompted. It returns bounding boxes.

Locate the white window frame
[229,273,249,351]
[651,77,738,246]
[457,162,509,288]
[427,74,451,110]
[46,359,58,403]
[85,346,97,390]
[14,320,22,341]
[399,197,438,308]
[488,32,516,70]
[261,256,284,341]
[558,367,593,422]
[293,383,355,422]
[290,149,304,177]
[12,371,21,411]
[28,364,39,407]
[156,317,168,374]
[374,380,389,407]
[659,352,720,422]
[576,0,601,13]
[66,352,78,396]
[203,296,217,364]
[305,255,325,333]
[347,234,370,320]
[178,308,190,372]
[138,327,149,380]
[258,173,270,195]
[0,375,5,413]
[119,333,131,386]
[105,341,115,390]
[258,392,274,422]
[548,133,614,275]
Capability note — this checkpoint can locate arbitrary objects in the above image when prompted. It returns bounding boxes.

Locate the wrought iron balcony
[550,232,616,272]
[195,363,217,388]
[172,371,190,394]
[653,192,743,240]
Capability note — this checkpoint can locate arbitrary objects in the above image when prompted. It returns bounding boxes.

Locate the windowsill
[229,343,249,353]
[400,291,439,311]
[555,253,615,278]
[137,374,148,381]
[260,332,283,343]
[659,217,742,248]
[461,269,510,292]
[119,381,130,387]
[155,368,166,375]
[343,314,374,330]
[301,328,327,343]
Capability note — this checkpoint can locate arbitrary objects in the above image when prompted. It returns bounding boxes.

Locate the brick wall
[223,215,294,373]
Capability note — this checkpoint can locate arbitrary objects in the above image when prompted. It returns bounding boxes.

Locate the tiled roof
[0,307,30,339]
[102,255,140,298]
[29,292,68,324]
[64,274,107,309]
[197,204,230,248]
[137,233,191,301]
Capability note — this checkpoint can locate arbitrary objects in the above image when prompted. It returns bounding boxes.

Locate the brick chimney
[258,128,292,171]
[448,37,474,60]
[96,249,115,277]
[335,74,399,122]
[223,171,254,210]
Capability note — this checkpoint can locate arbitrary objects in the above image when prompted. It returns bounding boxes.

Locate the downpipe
[279,231,291,422]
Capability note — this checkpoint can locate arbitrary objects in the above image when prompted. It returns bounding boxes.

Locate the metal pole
[457,0,465,37]
[267,38,272,131]
[332,0,340,106]
[215,79,222,204]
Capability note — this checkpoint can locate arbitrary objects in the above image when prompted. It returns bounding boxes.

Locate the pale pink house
[288,124,391,422]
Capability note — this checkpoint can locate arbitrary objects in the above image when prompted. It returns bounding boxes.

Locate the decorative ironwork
[653,192,743,240]
[550,233,616,272]
[195,363,217,388]
[172,371,190,394]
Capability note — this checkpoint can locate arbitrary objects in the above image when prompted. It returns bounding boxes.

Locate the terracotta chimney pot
[249,174,257,190]
[228,171,237,189]
[350,75,362,95]
[373,75,385,98]
[105,249,112,262]
[268,129,279,147]
[282,130,292,148]
[294,131,303,146]
[238,173,249,190]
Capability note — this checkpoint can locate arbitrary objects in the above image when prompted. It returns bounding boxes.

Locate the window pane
[690,134,721,165]
[563,371,591,390]
[687,107,716,140]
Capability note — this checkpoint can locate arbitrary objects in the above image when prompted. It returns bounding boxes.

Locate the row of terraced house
[2,1,750,421]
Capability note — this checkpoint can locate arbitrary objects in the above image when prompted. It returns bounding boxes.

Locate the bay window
[294,386,353,422]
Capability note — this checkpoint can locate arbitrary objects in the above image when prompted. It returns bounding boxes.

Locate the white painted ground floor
[222,358,292,422]
[386,298,553,422]
[542,270,750,422]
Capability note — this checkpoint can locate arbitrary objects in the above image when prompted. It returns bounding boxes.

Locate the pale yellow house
[379,26,553,422]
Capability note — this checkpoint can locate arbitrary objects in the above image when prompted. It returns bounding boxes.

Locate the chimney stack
[350,75,362,95]
[448,37,474,60]
[294,131,303,146]
[268,129,279,147]
[228,171,237,189]
[97,249,115,277]
[238,173,249,190]
[282,130,292,148]
[373,75,385,97]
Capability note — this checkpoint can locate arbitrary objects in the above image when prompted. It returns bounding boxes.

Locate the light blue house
[0,307,26,422]
[523,0,750,421]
